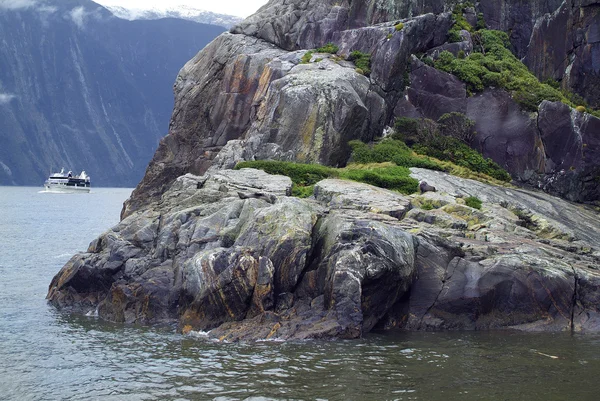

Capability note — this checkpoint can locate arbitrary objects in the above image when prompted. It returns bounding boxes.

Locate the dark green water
[1,187,599,400]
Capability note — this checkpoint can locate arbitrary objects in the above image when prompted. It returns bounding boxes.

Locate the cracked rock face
[48,169,600,340]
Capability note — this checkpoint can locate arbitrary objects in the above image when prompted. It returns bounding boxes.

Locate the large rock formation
[123,0,600,217]
[48,0,600,340]
[48,168,600,340]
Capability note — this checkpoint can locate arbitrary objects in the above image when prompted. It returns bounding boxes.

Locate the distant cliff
[0,0,224,187]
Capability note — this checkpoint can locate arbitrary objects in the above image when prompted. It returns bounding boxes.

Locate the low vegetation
[234,160,419,197]
[393,115,511,182]
[348,51,372,76]
[301,51,313,64]
[316,43,339,54]
[464,196,482,210]
[437,3,600,117]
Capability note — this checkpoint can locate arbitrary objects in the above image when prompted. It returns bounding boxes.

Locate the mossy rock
[441,204,489,228]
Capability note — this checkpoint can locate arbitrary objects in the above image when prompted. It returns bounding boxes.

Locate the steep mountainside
[122,0,600,215]
[0,0,224,187]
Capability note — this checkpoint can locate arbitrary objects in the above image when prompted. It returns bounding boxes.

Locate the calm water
[1,186,599,400]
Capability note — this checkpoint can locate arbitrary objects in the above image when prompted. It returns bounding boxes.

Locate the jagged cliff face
[0,0,224,186]
[123,0,600,216]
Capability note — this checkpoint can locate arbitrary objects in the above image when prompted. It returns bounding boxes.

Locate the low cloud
[0,0,38,10]
[68,6,104,29]
[0,93,16,104]
[69,6,87,28]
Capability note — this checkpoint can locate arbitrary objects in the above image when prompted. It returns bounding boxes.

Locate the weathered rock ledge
[48,168,600,340]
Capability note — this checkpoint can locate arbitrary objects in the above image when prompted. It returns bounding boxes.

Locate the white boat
[44,168,91,193]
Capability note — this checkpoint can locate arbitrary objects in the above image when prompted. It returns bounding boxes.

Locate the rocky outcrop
[47,0,600,341]
[48,168,600,339]
[122,6,452,217]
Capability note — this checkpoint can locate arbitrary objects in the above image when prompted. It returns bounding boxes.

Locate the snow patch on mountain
[104,4,242,28]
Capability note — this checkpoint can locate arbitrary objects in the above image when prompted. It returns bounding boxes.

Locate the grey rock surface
[48,168,600,340]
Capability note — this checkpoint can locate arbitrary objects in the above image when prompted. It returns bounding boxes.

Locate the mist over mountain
[0,0,225,187]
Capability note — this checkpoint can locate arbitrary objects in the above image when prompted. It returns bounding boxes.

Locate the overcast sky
[94,0,269,18]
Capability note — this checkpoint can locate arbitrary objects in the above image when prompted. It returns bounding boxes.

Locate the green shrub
[465,196,482,210]
[348,50,371,76]
[448,30,464,43]
[422,56,435,67]
[395,22,404,31]
[316,43,339,54]
[476,12,486,30]
[301,51,314,64]
[421,200,436,210]
[412,136,511,182]
[434,30,570,111]
[235,160,336,186]
[349,139,445,171]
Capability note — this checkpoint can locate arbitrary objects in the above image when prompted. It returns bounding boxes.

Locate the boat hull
[44,184,91,193]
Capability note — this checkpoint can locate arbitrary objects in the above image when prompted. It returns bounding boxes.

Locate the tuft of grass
[465,196,482,210]
[292,185,315,198]
[395,22,404,31]
[576,105,586,113]
[348,51,371,76]
[301,51,314,64]
[316,43,339,54]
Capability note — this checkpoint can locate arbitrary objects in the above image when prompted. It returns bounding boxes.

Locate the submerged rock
[48,168,600,340]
